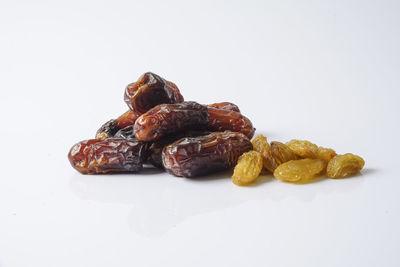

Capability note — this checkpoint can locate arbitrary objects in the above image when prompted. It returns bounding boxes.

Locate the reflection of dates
[147,130,210,168]
[162,131,252,177]
[207,102,240,112]
[134,101,209,142]
[96,110,139,139]
[207,107,255,139]
[68,138,148,174]
[124,72,184,114]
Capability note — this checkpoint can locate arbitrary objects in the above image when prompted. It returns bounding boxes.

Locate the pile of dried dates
[68,72,365,186]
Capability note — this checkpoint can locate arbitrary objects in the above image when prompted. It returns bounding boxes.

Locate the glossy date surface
[68,138,148,174]
[162,131,253,177]
[124,72,184,114]
[96,110,139,139]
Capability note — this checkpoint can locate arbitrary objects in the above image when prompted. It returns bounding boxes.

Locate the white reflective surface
[0,0,399,266]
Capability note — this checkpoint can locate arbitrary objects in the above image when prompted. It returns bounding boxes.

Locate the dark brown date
[96,110,139,139]
[207,107,255,139]
[162,131,253,177]
[134,101,209,142]
[124,72,184,114]
[68,138,148,174]
[114,125,135,139]
[207,102,240,113]
[147,130,210,168]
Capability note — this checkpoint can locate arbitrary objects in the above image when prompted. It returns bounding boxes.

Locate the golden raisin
[232,151,263,186]
[273,159,326,183]
[270,141,298,165]
[252,134,278,172]
[327,153,365,178]
[317,146,337,162]
[286,139,318,158]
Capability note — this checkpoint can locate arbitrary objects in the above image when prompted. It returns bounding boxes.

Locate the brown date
[134,101,209,142]
[68,138,148,174]
[124,72,184,114]
[96,110,139,139]
[162,131,253,177]
[207,107,255,139]
[207,102,240,112]
[147,130,210,168]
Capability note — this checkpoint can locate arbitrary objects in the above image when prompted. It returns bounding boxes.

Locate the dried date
[134,101,209,142]
[114,125,136,139]
[162,131,253,177]
[207,107,255,139]
[207,102,240,112]
[68,138,148,174]
[96,110,139,139]
[124,72,184,114]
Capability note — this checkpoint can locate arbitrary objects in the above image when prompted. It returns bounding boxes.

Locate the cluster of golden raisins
[232,135,365,186]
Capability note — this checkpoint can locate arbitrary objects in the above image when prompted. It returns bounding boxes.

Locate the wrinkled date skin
[96,110,139,139]
[134,101,209,142]
[207,102,240,113]
[124,72,184,114]
[114,125,135,139]
[68,138,148,174]
[162,131,253,177]
[147,130,210,168]
[207,107,255,139]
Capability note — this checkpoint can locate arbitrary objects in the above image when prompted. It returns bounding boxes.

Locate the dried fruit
[124,72,184,114]
[274,159,326,183]
[327,153,365,178]
[68,138,148,174]
[114,125,135,139]
[207,102,240,112]
[317,146,337,162]
[232,151,263,186]
[162,131,252,177]
[147,130,210,169]
[285,139,318,158]
[134,101,209,142]
[207,107,255,139]
[96,110,139,139]
[270,141,298,165]
[251,134,278,172]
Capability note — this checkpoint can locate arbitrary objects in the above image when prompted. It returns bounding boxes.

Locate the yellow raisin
[232,151,263,186]
[286,139,318,158]
[317,146,337,162]
[252,134,278,172]
[327,153,365,178]
[273,158,326,183]
[270,141,298,165]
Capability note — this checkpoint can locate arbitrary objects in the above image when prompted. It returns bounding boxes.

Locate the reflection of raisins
[207,107,255,139]
[68,138,148,174]
[96,110,139,139]
[162,131,252,177]
[124,72,184,114]
[147,130,210,168]
[134,101,209,142]
[207,102,240,112]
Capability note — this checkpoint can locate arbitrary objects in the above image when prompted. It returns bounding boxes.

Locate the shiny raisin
[274,159,326,183]
[270,141,298,165]
[207,107,255,139]
[327,153,365,178]
[285,139,318,158]
[162,131,252,177]
[134,101,209,142]
[317,146,337,162]
[124,72,184,114]
[232,151,263,186]
[207,102,240,112]
[68,138,148,174]
[252,134,278,172]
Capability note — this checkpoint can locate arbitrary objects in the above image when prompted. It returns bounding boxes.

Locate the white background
[0,0,399,266]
